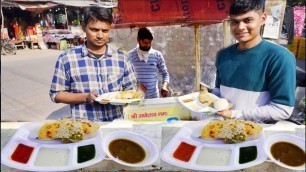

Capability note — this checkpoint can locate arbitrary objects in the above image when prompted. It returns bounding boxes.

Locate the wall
[110,23,232,95]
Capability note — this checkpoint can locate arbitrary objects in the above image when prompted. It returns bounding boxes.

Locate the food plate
[160,120,267,171]
[95,91,142,105]
[264,134,305,170]
[178,92,219,113]
[1,122,105,171]
[102,131,159,167]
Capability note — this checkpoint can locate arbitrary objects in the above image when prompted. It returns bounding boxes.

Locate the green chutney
[77,144,96,163]
[239,146,257,164]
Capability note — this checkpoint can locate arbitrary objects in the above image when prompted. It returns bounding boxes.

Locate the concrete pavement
[1,48,71,122]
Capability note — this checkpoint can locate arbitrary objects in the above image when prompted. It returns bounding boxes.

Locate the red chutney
[11,143,34,164]
[173,142,196,162]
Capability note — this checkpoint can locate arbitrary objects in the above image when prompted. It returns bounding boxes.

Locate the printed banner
[263,15,281,39]
[114,0,231,28]
[124,105,191,122]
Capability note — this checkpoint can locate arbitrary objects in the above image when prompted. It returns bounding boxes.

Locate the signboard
[114,0,231,28]
[262,0,286,39]
[124,100,191,122]
[262,15,281,39]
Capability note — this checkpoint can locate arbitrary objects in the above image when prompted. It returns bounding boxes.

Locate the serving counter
[1,120,305,172]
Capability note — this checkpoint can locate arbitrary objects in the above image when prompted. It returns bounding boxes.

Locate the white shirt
[137,47,150,63]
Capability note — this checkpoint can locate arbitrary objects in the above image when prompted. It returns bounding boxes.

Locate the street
[1,48,71,121]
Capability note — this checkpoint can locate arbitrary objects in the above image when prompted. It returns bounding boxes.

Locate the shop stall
[1,0,98,50]
[1,1,58,49]
[1,0,305,171]
[113,0,232,91]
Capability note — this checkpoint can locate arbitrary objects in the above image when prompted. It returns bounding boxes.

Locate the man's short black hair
[137,27,154,40]
[83,6,113,26]
[229,0,265,15]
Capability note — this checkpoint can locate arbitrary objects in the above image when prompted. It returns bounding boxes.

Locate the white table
[1,120,305,172]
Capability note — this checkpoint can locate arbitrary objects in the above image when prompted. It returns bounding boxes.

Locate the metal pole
[64,7,69,29]
[1,5,4,29]
[194,25,201,91]
[223,19,233,48]
[77,10,80,25]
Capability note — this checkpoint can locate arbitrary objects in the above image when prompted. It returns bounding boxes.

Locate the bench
[10,40,26,49]
[25,41,39,49]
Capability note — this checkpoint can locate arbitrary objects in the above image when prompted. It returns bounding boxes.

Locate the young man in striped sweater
[213,0,296,123]
[128,27,170,99]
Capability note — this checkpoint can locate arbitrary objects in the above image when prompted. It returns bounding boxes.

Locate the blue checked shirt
[128,47,170,98]
[50,43,137,121]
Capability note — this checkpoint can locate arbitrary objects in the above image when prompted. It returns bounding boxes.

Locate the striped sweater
[212,39,296,122]
[128,47,170,98]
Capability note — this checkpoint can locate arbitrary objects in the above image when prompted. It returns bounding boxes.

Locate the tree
[287,0,305,6]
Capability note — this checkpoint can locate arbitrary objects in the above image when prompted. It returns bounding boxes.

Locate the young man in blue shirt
[50,7,137,121]
[214,0,296,122]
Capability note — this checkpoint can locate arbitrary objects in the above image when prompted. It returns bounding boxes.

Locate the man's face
[138,38,152,51]
[230,10,266,44]
[83,20,111,48]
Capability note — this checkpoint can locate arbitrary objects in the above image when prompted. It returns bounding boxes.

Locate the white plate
[1,122,105,171]
[178,92,219,114]
[95,91,142,105]
[102,131,159,167]
[95,92,119,104]
[160,120,267,171]
[264,134,305,170]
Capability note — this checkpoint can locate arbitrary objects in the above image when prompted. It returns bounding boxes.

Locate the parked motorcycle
[1,39,17,55]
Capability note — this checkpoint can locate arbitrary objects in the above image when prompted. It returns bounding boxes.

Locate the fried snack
[219,120,247,143]
[201,120,262,144]
[201,120,247,143]
[38,119,100,143]
[57,119,84,143]
[198,87,215,107]
[244,121,263,135]
[201,120,224,139]
[38,121,61,140]
[116,90,144,99]
[80,119,100,135]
